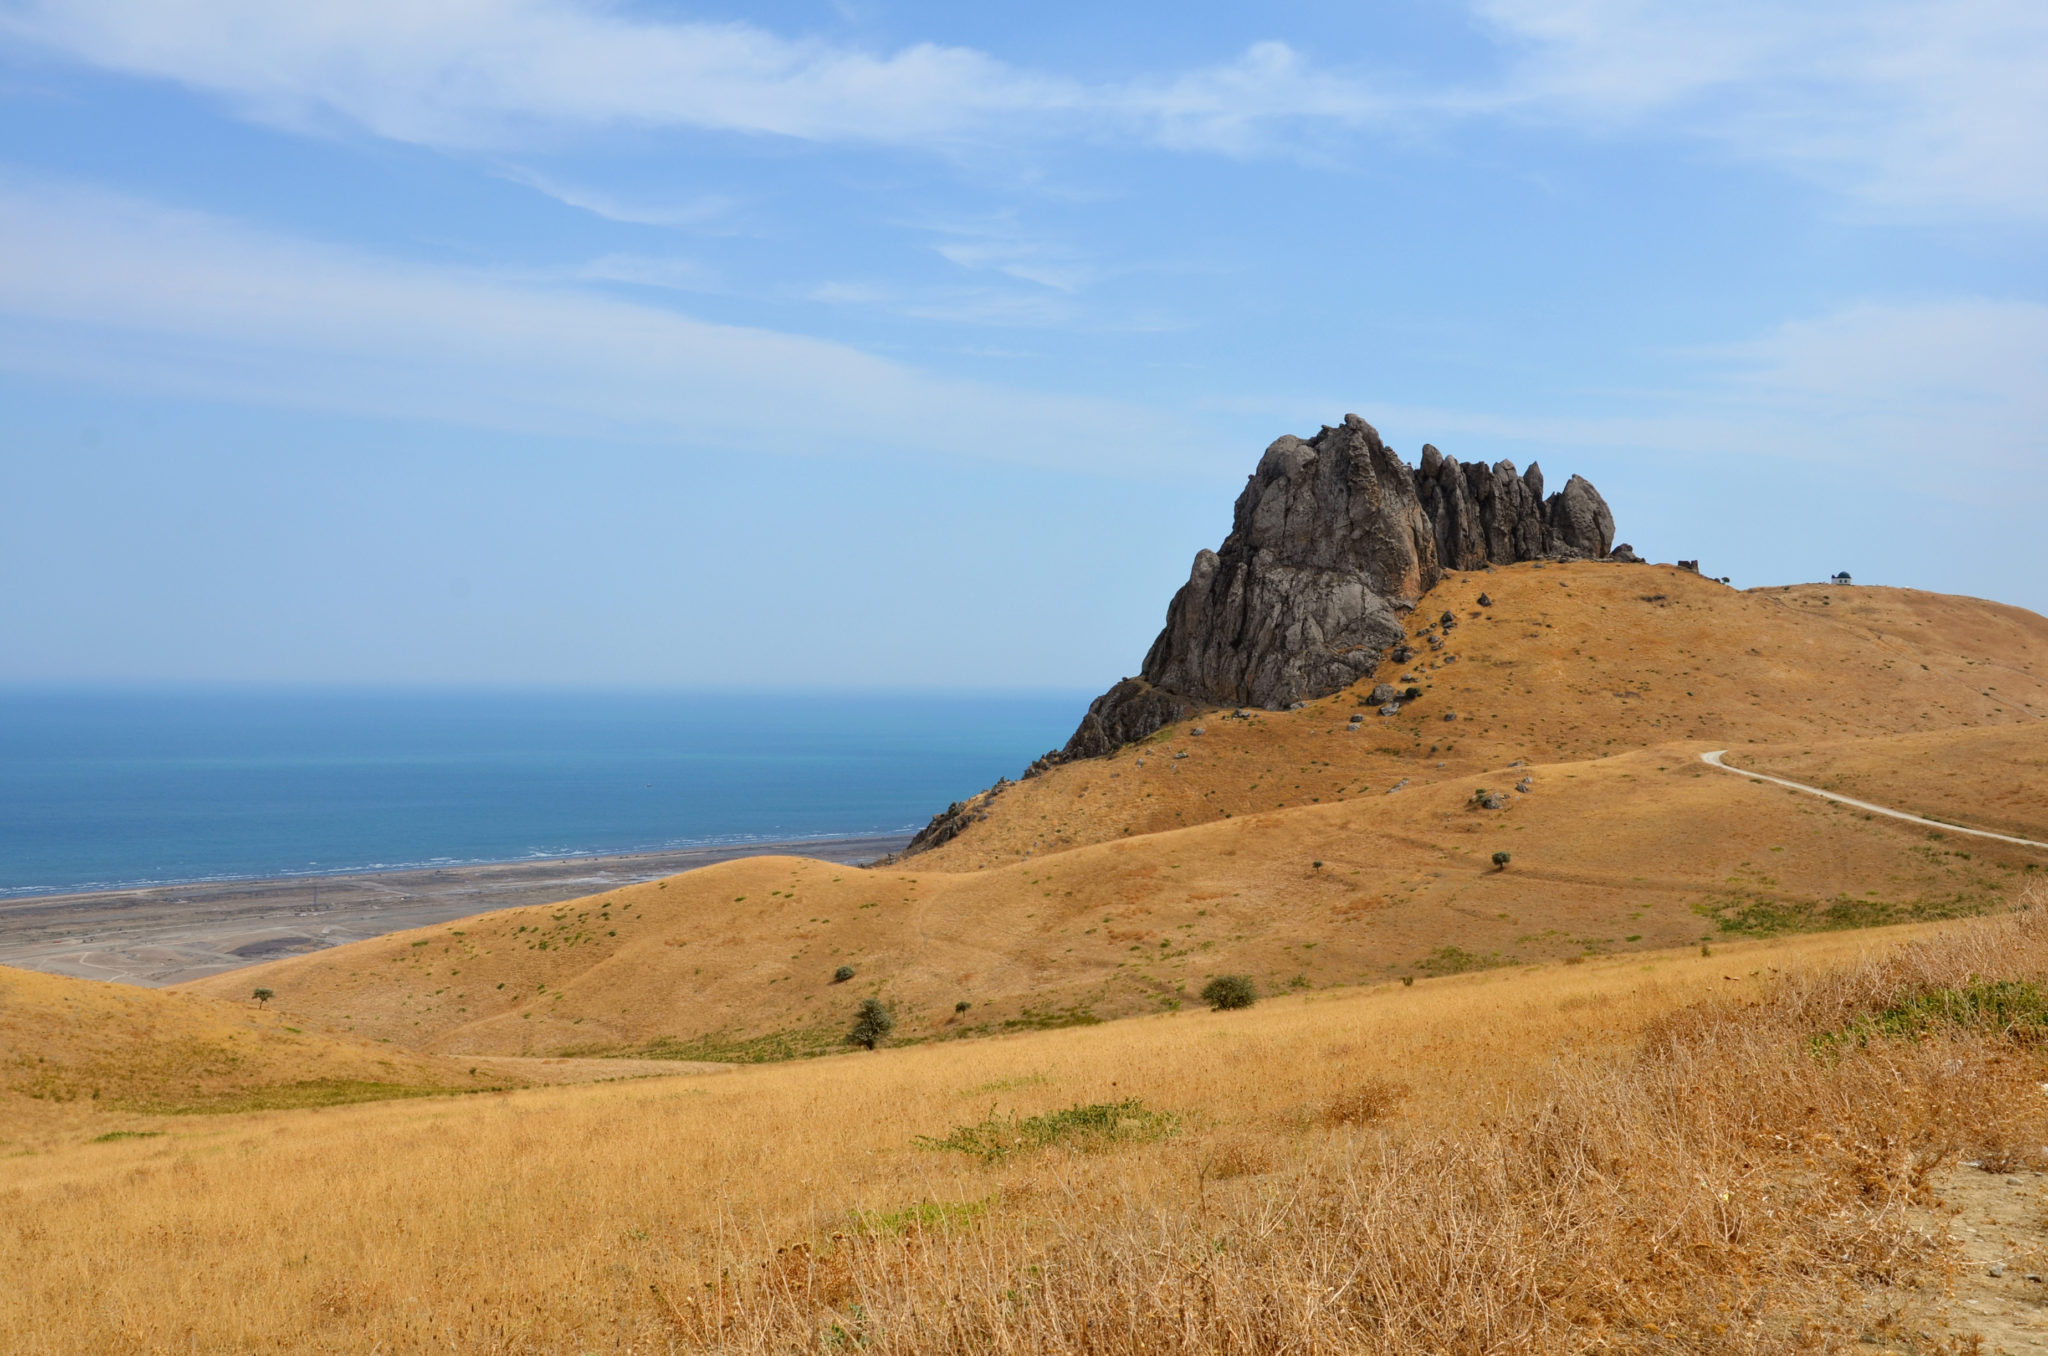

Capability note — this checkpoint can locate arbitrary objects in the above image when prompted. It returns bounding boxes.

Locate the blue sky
[1,0,2042,687]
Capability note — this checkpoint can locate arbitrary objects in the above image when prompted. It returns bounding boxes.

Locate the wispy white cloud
[1472,0,2048,219]
[6,1,2041,219]
[0,2,1386,159]
[1217,297,2048,492]
[0,177,1224,473]
[568,252,719,292]
[494,165,738,229]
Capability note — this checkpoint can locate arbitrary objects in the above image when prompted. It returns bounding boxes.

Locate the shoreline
[0,830,915,904]
[0,835,910,989]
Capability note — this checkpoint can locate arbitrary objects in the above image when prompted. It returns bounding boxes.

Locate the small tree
[1492,851,1512,871]
[832,965,855,983]
[252,987,274,1008]
[847,997,894,1050]
[1200,974,1258,1011]
[954,1000,970,1013]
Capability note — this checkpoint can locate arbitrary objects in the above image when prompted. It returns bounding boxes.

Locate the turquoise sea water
[0,689,1085,897]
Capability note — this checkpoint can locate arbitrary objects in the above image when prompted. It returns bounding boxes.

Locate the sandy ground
[1921,1164,2048,1351]
[0,836,907,987]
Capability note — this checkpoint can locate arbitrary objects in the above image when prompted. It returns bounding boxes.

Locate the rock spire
[1063,414,1619,759]
[895,414,1624,858]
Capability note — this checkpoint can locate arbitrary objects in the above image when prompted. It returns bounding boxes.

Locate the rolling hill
[180,563,2048,1058]
[0,963,494,1149]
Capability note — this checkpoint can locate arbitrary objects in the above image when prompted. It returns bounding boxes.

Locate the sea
[0,688,1087,899]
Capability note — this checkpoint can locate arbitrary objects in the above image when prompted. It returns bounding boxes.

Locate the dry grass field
[10,905,2048,1352]
[12,569,2048,1351]
[1734,723,2048,843]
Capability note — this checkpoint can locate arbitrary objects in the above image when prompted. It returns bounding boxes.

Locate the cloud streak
[1474,0,2048,219]
[0,178,1221,474]
[5,1,2046,216]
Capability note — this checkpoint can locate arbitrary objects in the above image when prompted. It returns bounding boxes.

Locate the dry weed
[1320,1076,1409,1127]
[689,895,2048,1354]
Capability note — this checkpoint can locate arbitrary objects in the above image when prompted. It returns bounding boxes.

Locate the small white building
[1830,571,1853,586]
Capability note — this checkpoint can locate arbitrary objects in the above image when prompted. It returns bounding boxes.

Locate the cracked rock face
[1061,414,1620,760]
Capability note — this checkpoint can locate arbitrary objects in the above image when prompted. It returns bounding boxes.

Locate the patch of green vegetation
[90,1130,164,1143]
[583,1026,843,1064]
[914,1098,1179,1163]
[1815,980,2048,1053]
[1415,945,1514,976]
[1696,888,2002,938]
[963,1072,1050,1096]
[849,1198,991,1236]
[1000,1005,1100,1032]
[126,1080,464,1115]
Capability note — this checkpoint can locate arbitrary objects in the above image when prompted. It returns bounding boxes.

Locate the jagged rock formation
[897,414,1625,857]
[1064,415,1620,759]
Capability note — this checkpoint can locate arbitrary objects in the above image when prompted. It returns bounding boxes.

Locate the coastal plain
[0,837,906,987]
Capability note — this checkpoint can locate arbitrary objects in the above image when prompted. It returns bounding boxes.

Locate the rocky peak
[898,413,1626,857]
[1063,414,1620,760]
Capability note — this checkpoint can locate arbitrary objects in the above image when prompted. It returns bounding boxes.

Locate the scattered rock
[1990,1262,2008,1278]
[1386,779,1409,794]
[1476,592,1493,607]
[1609,543,1643,564]
[1379,701,1402,716]
[1443,712,1457,721]
[1369,683,1401,705]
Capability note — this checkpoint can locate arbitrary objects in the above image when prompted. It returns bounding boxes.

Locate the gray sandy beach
[0,836,908,988]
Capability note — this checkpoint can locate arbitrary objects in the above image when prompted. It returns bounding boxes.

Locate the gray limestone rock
[1061,677,1198,760]
[1050,414,1623,762]
[899,412,1625,858]
[1546,474,1616,558]
[1125,416,1437,727]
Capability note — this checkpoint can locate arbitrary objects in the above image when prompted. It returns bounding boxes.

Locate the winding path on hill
[1700,750,2048,851]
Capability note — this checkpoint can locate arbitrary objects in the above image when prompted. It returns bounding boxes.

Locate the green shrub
[1200,974,1258,1010]
[847,997,895,1050]
[1492,851,1512,870]
[1815,980,2048,1053]
[832,965,856,983]
[914,1098,1178,1162]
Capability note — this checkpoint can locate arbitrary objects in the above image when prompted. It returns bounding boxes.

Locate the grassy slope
[180,566,2048,1057]
[909,563,2048,868]
[0,964,495,1149]
[1734,722,2048,841]
[12,917,2042,1351]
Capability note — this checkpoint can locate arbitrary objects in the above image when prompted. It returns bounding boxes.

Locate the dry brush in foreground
[690,893,2048,1354]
